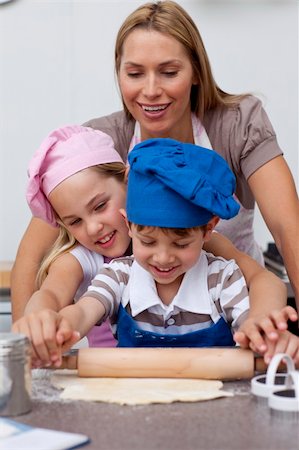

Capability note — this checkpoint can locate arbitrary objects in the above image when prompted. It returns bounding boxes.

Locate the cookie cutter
[251,353,295,401]
[269,370,299,416]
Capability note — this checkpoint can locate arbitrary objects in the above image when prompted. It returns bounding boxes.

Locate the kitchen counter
[11,370,298,450]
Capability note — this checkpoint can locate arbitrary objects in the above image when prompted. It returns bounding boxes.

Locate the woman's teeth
[142,105,168,112]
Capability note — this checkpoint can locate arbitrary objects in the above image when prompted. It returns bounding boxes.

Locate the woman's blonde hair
[115,0,247,121]
[36,162,126,288]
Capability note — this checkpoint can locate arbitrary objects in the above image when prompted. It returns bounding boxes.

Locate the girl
[15,125,131,362]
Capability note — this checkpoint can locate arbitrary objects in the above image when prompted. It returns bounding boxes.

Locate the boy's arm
[56,263,122,362]
[56,296,106,360]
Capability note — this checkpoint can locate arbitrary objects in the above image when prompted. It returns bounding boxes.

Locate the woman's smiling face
[118,28,197,142]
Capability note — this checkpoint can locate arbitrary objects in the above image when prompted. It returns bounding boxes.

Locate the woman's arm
[248,155,299,311]
[10,217,59,321]
[204,231,287,309]
[204,231,292,351]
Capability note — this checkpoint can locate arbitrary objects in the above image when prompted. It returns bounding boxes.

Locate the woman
[87,0,299,308]
[11,1,298,341]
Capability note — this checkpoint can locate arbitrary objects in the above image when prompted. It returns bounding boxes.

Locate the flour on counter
[31,369,67,403]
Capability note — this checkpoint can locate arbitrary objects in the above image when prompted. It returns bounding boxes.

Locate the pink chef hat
[26,125,124,227]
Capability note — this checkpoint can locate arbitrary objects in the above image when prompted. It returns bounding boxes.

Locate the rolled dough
[51,370,233,405]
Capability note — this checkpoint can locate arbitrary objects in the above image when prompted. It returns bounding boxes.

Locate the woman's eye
[127,72,142,78]
[163,71,178,77]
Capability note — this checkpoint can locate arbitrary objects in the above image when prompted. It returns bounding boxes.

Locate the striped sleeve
[81,257,133,322]
[206,254,249,332]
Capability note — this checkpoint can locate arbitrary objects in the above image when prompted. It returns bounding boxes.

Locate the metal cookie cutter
[268,370,299,417]
[251,353,295,402]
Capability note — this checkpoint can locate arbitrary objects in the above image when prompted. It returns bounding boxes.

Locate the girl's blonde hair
[115,0,248,121]
[36,162,126,288]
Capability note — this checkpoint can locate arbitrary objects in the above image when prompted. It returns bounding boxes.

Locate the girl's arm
[24,252,84,314]
[11,217,59,321]
[248,155,299,311]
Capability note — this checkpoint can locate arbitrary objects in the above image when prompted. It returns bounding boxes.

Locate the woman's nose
[142,74,162,98]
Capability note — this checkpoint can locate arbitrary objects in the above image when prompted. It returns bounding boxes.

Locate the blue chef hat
[127,138,240,228]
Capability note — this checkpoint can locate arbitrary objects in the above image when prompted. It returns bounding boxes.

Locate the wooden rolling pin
[60,347,270,380]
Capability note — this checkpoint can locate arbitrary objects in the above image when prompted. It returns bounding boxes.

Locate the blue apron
[116,304,235,347]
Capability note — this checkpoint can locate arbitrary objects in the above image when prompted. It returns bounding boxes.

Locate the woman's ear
[203,216,219,242]
[192,72,199,86]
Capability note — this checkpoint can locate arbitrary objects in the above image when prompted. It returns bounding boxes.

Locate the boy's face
[129,225,208,287]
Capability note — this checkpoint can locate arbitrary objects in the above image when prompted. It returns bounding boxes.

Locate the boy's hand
[234,306,298,354]
[263,331,299,367]
[53,322,81,367]
[12,310,80,368]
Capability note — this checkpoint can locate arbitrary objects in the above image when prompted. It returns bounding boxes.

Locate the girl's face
[48,168,131,258]
[118,29,197,142]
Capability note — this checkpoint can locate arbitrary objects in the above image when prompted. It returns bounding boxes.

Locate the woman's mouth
[141,104,169,112]
[139,103,170,118]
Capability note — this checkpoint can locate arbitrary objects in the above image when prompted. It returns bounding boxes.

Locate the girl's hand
[12,310,79,368]
[234,306,298,354]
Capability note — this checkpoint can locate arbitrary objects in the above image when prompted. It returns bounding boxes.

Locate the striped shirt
[83,251,249,336]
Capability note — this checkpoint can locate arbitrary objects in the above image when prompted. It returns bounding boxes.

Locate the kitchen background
[0,0,298,264]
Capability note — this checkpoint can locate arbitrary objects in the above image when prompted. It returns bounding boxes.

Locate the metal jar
[0,332,31,416]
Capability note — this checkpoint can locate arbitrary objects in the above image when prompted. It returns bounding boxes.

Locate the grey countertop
[11,369,298,450]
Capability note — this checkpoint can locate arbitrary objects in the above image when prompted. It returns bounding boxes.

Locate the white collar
[129,114,213,152]
[128,252,213,317]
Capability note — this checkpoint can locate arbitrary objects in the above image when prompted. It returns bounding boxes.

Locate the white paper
[0,418,89,450]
